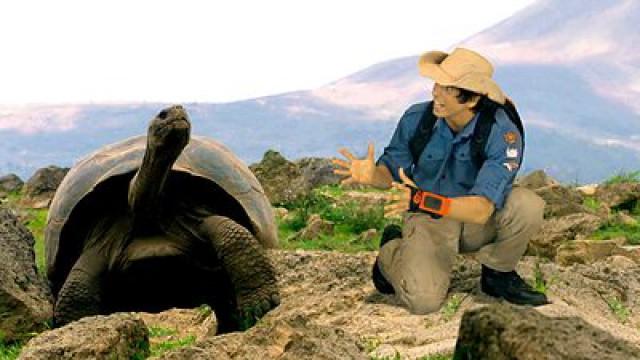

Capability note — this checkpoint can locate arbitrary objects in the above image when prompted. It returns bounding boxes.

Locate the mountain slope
[2,0,639,183]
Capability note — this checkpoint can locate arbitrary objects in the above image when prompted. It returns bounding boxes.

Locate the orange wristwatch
[409,188,452,217]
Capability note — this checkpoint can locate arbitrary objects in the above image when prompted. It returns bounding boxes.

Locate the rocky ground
[4,157,640,359]
[21,250,639,359]
[132,250,639,359]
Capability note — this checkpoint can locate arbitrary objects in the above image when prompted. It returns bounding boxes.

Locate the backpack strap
[408,101,437,163]
[408,99,525,170]
[470,101,498,169]
[470,98,525,169]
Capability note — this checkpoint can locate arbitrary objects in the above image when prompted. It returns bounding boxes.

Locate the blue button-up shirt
[377,102,523,209]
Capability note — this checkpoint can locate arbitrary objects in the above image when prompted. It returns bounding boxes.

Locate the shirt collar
[433,112,480,142]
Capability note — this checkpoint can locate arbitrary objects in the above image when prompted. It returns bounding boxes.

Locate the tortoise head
[147,105,192,152]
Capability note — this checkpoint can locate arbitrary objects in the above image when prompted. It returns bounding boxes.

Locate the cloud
[310,79,425,120]
[0,105,81,134]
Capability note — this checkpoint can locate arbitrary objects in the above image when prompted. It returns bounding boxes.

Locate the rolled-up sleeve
[376,109,420,182]
[469,116,523,209]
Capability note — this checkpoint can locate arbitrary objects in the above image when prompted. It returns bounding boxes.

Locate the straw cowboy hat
[418,47,506,105]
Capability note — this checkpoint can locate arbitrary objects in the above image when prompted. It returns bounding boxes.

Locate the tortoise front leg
[128,105,190,219]
[199,216,280,333]
[53,247,108,326]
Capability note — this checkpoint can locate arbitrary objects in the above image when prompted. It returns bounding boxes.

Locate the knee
[397,278,450,315]
[404,291,448,315]
[500,187,545,229]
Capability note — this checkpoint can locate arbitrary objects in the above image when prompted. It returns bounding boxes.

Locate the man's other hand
[384,168,417,218]
[332,143,377,186]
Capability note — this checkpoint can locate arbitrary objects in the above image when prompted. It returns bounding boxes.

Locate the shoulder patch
[504,131,518,144]
[503,161,519,172]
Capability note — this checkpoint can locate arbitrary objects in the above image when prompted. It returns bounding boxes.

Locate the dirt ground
[139,249,640,359]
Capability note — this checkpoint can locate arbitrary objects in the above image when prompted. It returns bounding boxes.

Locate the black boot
[481,265,549,306]
[372,224,402,295]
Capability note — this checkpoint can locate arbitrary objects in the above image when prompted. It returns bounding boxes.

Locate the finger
[391,183,411,196]
[384,202,405,214]
[367,142,375,160]
[332,158,350,169]
[334,169,351,176]
[398,168,417,188]
[338,148,356,161]
[391,182,405,191]
[384,207,404,218]
[383,206,396,217]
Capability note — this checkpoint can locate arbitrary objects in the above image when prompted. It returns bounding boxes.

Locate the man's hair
[455,88,486,112]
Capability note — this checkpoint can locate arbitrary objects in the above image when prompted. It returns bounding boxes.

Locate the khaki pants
[378,187,545,314]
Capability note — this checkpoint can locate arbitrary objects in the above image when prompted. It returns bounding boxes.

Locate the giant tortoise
[45,105,280,333]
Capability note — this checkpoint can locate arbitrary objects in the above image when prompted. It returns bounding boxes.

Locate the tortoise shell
[45,135,277,291]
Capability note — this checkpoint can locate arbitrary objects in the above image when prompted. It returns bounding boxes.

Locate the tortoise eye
[158,110,169,119]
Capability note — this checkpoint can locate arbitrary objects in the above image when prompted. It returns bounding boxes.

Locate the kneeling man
[333,48,548,314]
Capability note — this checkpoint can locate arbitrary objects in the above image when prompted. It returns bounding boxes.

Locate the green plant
[277,184,403,252]
[196,304,212,319]
[130,338,150,360]
[530,261,553,295]
[0,341,23,360]
[23,208,48,273]
[591,223,640,245]
[149,335,196,357]
[148,326,178,338]
[419,355,452,360]
[362,336,382,353]
[603,170,640,185]
[370,352,401,360]
[441,294,464,321]
[282,209,308,232]
[582,197,601,212]
[606,296,630,323]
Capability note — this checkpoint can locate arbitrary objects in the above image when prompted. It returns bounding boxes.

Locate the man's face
[431,83,466,118]
[431,83,477,130]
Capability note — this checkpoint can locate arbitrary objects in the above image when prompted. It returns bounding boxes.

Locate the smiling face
[431,83,479,132]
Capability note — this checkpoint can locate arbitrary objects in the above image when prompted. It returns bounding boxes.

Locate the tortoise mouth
[103,255,227,313]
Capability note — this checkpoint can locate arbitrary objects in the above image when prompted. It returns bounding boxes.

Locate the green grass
[361,337,382,353]
[148,326,178,338]
[591,223,640,245]
[371,353,452,360]
[440,294,464,321]
[281,186,390,234]
[22,208,48,272]
[149,335,196,357]
[370,353,401,360]
[195,304,212,319]
[603,170,640,185]
[582,197,601,212]
[0,342,22,360]
[148,326,196,357]
[278,226,381,253]
[588,199,640,245]
[420,355,452,360]
[529,261,554,295]
[278,185,401,252]
[606,296,630,323]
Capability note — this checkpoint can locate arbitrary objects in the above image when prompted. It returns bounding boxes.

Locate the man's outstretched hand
[384,168,417,218]
[332,143,377,186]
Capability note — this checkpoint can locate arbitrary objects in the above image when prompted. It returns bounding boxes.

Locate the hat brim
[418,51,506,105]
[418,51,454,84]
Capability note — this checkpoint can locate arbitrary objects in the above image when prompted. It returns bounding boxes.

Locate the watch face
[423,195,443,211]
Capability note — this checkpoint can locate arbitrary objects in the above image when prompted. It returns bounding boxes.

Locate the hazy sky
[0,0,535,105]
